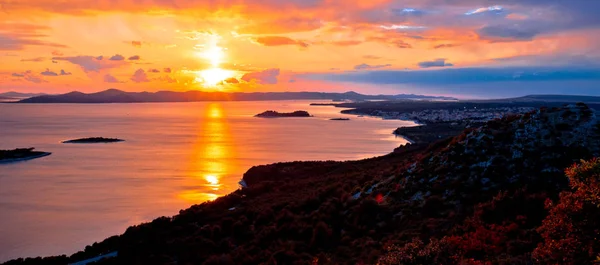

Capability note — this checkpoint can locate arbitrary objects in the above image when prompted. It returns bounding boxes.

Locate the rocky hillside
[4,104,600,265]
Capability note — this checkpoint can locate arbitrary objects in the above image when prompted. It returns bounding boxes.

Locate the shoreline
[0,152,52,164]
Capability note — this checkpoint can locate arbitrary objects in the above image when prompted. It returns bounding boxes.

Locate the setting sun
[197,68,234,87]
[193,35,234,88]
[204,174,219,185]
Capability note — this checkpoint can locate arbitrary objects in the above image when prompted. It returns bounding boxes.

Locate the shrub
[533,159,600,264]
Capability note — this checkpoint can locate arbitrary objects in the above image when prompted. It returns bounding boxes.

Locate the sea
[0,100,415,262]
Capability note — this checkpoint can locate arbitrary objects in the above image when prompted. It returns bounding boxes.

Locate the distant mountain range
[493,94,600,103]
[15,89,458,103]
[0,92,47,98]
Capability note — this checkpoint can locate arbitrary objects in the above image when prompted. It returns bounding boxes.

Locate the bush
[533,159,600,264]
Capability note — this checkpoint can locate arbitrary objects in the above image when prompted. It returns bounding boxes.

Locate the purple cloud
[354,63,392,70]
[130,69,149,83]
[241,68,280,84]
[109,54,125,61]
[104,74,122,83]
[40,68,58,76]
[52,56,125,72]
[418,58,454,68]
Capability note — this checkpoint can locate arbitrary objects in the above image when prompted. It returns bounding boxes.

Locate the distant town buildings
[375,107,536,123]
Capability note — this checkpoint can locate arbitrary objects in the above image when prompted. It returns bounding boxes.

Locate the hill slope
[4,104,600,265]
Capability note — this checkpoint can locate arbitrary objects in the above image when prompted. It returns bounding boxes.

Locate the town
[375,106,536,124]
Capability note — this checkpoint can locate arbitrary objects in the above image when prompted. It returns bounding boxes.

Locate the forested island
[62,137,124,144]
[0,148,51,163]
[255,110,311,118]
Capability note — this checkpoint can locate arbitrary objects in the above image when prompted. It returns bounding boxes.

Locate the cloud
[51,51,63,56]
[0,32,67,50]
[391,8,428,17]
[363,55,381,60]
[164,68,172,73]
[156,75,177,83]
[131,41,142,48]
[329,40,362,46]
[238,17,323,34]
[60,69,71,75]
[103,74,122,83]
[418,58,454,68]
[241,68,280,84]
[10,70,45,83]
[40,68,58,76]
[433,43,460,49]
[0,23,67,50]
[354,63,392,70]
[96,56,103,60]
[464,5,504,16]
[393,40,412,48]
[128,55,140,60]
[52,55,125,72]
[109,54,125,61]
[254,36,309,48]
[130,68,149,83]
[367,36,412,48]
[24,75,44,83]
[224,77,239,84]
[306,66,600,86]
[148,68,160,73]
[20,57,45,62]
[379,24,427,31]
[52,60,58,63]
[477,24,540,41]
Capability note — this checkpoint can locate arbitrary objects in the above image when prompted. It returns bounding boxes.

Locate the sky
[1,0,599,98]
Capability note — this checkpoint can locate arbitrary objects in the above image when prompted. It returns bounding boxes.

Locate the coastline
[0,152,51,164]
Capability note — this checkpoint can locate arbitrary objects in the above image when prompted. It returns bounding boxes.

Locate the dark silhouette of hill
[488,94,600,103]
[4,104,600,265]
[16,89,457,103]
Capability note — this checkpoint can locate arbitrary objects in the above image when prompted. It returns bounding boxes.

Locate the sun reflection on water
[179,103,237,204]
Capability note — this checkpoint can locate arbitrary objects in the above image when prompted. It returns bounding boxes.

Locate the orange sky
[1,0,599,96]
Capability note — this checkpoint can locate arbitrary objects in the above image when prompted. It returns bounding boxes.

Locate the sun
[198,68,234,87]
[195,36,234,88]
[205,174,219,185]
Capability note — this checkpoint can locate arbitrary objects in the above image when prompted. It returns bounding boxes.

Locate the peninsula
[0,148,51,163]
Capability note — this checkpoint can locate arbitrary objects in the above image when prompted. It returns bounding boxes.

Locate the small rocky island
[0,148,51,163]
[255,110,311,118]
[62,137,125,144]
[330,118,350,121]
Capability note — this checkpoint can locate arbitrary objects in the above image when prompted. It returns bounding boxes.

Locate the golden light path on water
[179,103,235,202]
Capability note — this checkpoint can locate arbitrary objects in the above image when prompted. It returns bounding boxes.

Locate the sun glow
[198,68,234,87]
[195,35,234,88]
[205,174,219,185]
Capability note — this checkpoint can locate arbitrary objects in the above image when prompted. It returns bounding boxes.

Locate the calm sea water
[0,101,414,262]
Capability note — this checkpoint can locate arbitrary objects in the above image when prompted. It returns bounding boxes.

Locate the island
[330,118,350,121]
[0,148,51,163]
[62,137,125,144]
[254,110,311,118]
